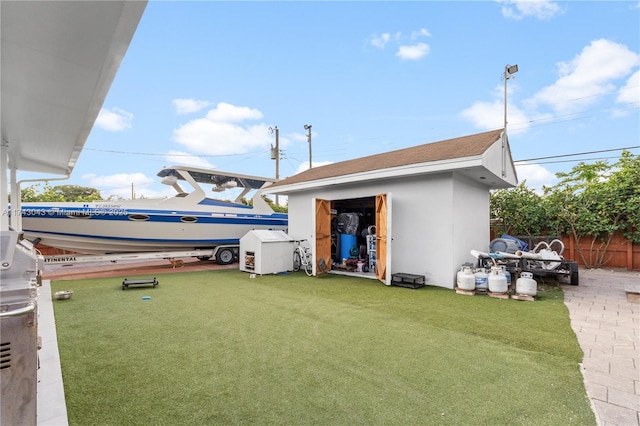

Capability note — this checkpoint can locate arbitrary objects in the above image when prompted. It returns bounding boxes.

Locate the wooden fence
[561,231,639,271]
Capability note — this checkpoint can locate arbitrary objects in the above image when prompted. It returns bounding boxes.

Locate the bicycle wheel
[293,250,301,272]
[303,253,313,276]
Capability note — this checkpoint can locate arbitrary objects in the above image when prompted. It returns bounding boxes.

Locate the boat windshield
[158,167,276,204]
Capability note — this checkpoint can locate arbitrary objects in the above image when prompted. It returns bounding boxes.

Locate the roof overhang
[1,0,147,175]
[266,135,518,195]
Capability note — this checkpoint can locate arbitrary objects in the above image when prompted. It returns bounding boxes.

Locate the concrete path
[37,279,69,425]
[562,268,640,426]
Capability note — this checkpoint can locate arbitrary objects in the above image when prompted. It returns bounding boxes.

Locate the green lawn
[52,270,595,425]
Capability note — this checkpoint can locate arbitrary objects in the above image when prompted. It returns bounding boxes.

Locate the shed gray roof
[270,128,507,189]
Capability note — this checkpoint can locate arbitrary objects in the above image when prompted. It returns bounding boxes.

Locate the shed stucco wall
[285,172,491,289]
[452,174,491,280]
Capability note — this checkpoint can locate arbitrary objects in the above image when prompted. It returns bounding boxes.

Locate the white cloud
[82,172,166,199]
[370,29,431,61]
[172,98,212,115]
[514,162,558,193]
[95,107,133,131]
[294,161,333,175]
[529,39,640,114]
[83,172,153,188]
[396,43,430,61]
[498,0,563,20]
[173,102,270,155]
[164,151,215,169]
[460,84,532,134]
[463,39,639,132]
[616,70,640,105]
[370,33,390,49]
[288,132,309,143]
[411,28,431,39]
[204,102,263,123]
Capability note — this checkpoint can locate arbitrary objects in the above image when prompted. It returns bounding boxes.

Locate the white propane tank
[488,267,508,294]
[474,268,489,291]
[516,272,537,296]
[456,266,476,291]
[500,265,512,288]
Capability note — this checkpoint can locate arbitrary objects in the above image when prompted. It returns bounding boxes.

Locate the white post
[10,168,21,231]
[1,139,9,231]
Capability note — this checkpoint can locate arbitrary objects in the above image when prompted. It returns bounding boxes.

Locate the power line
[516,155,624,166]
[508,103,639,132]
[514,146,640,163]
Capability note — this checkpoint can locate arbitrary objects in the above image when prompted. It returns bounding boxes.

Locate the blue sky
[27,1,640,200]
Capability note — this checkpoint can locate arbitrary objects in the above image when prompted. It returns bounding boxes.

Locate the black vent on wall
[0,342,11,370]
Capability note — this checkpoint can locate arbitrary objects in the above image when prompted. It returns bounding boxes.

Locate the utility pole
[269,126,280,205]
[304,124,312,169]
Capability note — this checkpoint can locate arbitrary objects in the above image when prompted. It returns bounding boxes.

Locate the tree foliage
[491,151,639,268]
[608,151,640,243]
[490,182,552,237]
[52,184,103,202]
[241,195,288,213]
[19,183,103,202]
[262,196,288,213]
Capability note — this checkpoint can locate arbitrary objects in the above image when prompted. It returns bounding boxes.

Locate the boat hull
[18,205,288,254]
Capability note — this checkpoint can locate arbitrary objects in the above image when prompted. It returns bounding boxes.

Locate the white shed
[264,129,518,288]
[239,230,294,275]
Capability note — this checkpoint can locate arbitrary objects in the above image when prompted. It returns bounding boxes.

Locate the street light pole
[503,64,518,177]
[304,124,312,169]
[504,64,518,132]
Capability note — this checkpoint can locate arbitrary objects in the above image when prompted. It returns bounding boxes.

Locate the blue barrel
[340,234,357,260]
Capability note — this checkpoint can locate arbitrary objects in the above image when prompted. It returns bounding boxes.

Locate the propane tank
[474,267,489,291]
[500,265,512,288]
[488,267,508,294]
[516,272,537,296]
[456,266,476,291]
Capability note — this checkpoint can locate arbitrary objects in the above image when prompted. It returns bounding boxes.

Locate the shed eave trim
[266,156,488,195]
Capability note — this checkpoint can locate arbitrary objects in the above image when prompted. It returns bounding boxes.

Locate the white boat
[15,166,288,262]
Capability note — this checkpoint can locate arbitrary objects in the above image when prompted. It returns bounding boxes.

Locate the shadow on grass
[52,270,595,425]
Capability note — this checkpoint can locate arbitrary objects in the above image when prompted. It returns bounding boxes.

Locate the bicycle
[292,240,313,276]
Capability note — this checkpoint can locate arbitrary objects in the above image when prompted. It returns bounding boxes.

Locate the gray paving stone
[592,400,639,426]
[563,268,640,426]
[608,387,640,411]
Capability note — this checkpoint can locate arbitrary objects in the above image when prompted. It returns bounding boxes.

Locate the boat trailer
[472,239,579,285]
[41,245,239,266]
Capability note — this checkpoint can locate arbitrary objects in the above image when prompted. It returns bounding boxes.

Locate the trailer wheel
[215,248,235,265]
[570,261,579,286]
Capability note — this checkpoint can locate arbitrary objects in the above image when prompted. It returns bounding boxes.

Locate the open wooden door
[314,198,332,275]
[375,193,392,285]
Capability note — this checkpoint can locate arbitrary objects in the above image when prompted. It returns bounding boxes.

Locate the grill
[1,230,43,425]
